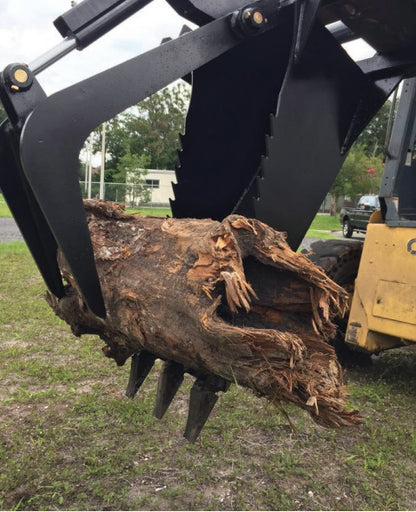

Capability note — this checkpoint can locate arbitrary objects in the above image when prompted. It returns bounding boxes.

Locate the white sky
[0,0,191,95]
[0,0,375,95]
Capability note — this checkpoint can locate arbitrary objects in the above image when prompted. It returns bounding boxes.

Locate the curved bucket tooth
[153,361,184,419]
[235,22,394,251]
[170,23,292,220]
[184,375,230,442]
[125,351,156,399]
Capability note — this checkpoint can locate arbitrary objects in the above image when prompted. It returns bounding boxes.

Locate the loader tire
[302,239,363,289]
[302,239,372,366]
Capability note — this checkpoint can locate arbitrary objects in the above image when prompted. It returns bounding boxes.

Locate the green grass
[126,207,171,217]
[0,240,29,254]
[308,214,341,231]
[0,195,11,217]
[0,196,171,219]
[1,242,416,510]
[305,229,338,240]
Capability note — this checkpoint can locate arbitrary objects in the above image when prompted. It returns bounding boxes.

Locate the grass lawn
[0,196,11,218]
[0,196,171,220]
[127,207,172,217]
[308,214,341,231]
[304,229,338,240]
[1,241,416,510]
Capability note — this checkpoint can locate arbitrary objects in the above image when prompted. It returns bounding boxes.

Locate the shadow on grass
[348,345,416,394]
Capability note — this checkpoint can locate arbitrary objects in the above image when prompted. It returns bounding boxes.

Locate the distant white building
[126,169,177,206]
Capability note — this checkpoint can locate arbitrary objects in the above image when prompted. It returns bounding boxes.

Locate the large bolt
[252,11,264,25]
[4,64,33,92]
[14,68,29,84]
[242,8,266,30]
[230,7,267,37]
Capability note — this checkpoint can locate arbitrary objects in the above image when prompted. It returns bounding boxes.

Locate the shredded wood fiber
[47,199,361,428]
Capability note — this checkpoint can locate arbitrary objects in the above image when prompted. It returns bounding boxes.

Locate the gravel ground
[0,217,358,248]
[0,217,23,242]
[298,237,321,252]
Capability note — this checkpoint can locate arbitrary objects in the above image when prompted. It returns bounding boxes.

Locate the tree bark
[47,199,361,428]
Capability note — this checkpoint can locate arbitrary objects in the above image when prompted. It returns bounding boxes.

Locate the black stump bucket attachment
[1,0,416,440]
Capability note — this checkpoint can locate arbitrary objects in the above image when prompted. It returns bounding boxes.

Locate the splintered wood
[47,199,361,428]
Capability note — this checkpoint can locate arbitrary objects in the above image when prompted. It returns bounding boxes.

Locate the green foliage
[329,99,394,213]
[92,82,190,184]
[116,151,151,206]
[114,150,150,183]
[332,144,384,200]
[330,144,384,213]
[123,82,190,170]
[356,100,392,157]
[95,117,129,181]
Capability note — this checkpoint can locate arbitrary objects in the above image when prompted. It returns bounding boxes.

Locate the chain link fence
[79,181,174,207]
[80,182,339,212]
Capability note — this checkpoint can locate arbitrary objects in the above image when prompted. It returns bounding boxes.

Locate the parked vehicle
[339,195,380,238]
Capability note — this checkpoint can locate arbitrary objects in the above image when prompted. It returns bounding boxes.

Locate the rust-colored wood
[47,200,361,428]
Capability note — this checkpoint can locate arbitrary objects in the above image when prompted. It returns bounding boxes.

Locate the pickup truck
[339,195,380,238]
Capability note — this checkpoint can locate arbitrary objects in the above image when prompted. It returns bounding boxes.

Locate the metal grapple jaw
[0,65,106,318]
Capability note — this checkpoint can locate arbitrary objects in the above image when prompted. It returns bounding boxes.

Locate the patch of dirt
[0,339,32,349]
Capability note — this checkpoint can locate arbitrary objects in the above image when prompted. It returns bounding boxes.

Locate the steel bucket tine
[235,22,397,250]
[0,122,65,298]
[153,361,184,419]
[183,375,230,442]
[171,23,293,220]
[19,131,106,318]
[125,351,156,399]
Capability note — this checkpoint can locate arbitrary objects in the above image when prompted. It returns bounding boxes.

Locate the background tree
[91,81,191,184]
[329,144,384,215]
[125,82,191,170]
[355,100,392,157]
[117,151,151,206]
[328,99,393,214]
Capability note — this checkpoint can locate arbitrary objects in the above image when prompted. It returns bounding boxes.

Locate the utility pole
[87,134,93,199]
[84,138,89,192]
[99,123,106,199]
[84,135,93,194]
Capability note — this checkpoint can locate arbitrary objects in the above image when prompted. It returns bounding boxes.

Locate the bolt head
[4,63,33,92]
[252,11,264,25]
[13,68,29,84]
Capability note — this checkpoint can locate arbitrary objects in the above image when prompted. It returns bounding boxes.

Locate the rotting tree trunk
[47,199,361,428]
